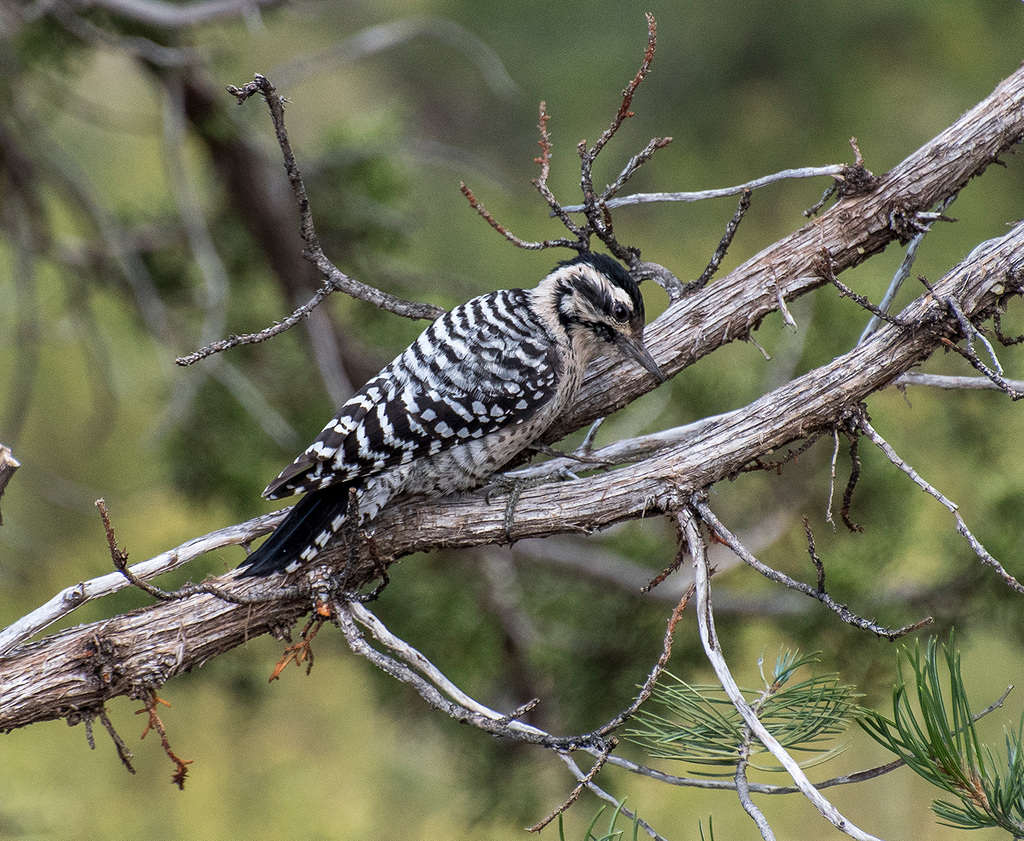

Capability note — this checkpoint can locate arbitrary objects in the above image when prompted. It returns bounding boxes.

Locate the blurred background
[1,1,1023,838]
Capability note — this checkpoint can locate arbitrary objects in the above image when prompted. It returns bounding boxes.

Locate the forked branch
[681,507,884,841]
[176,74,443,366]
[460,13,674,263]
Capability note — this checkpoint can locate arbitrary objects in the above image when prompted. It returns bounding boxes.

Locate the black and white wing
[263,289,560,500]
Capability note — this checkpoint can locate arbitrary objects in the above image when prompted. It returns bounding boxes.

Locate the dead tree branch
[693,492,932,639]
[2,209,1021,731]
[682,507,883,841]
[543,62,1024,440]
[856,414,1024,595]
[557,164,848,212]
[1,58,1023,745]
[176,74,443,366]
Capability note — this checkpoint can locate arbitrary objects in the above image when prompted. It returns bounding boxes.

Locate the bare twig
[577,13,659,260]
[820,253,910,330]
[98,502,317,609]
[840,431,864,533]
[896,371,1024,392]
[459,182,580,251]
[771,267,799,332]
[136,691,193,789]
[689,189,752,294]
[268,616,322,681]
[739,430,828,477]
[736,722,777,841]
[888,205,957,241]
[915,262,1024,400]
[937,281,1009,376]
[694,493,932,640]
[598,751,905,796]
[96,707,136,772]
[553,753,669,841]
[826,429,840,528]
[860,194,959,343]
[506,412,729,484]
[994,309,1024,346]
[528,744,615,833]
[602,136,674,202]
[176,74,442,366]
[596,582,695,732]
[578,417,605,453]
[587,12,657,160]
[940,336,1024,400]
[804,183,840,218]
[97,499,177,602]
[464,16,667,260]
[530,100,588,242]
[855,416,1024,595]
[319,581,695,839]
[642,542,688,594]
[804,517,827,593]
[175,283,356,365]
[559,164,848,213]
[681,506,884,841]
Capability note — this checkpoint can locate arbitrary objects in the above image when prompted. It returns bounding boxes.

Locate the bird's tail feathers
[238,483,352,577]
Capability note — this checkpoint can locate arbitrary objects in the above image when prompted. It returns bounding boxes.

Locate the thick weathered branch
[0,582,307,732]
[546,61,1024,438]
[2,214,1020,732]
[1,65,1022,733]
[366,221,1021,559]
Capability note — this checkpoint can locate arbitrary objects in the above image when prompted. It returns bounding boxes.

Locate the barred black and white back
[240,252,663,577]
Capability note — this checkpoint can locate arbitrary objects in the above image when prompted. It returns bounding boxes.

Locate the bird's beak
[615,331,666,382]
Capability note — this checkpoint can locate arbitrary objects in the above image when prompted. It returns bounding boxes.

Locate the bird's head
[536,252,665,381]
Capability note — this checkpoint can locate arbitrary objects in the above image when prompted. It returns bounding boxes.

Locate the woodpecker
[239,252,664,577]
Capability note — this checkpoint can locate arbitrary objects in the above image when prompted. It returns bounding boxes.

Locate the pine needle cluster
[627,651,860,775]
[860,635,1024,835]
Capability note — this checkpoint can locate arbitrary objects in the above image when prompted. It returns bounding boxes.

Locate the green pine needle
[626,650,860,775]
[562,802,641,841]
[859,633,1024,835]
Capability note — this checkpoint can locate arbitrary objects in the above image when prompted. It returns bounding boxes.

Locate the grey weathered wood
[1,64,1022,733]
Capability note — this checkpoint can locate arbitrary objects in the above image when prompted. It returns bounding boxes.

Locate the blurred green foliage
[0,1,1022,839]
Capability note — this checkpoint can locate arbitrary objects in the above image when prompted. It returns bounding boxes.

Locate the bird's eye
[611,302,631,323]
